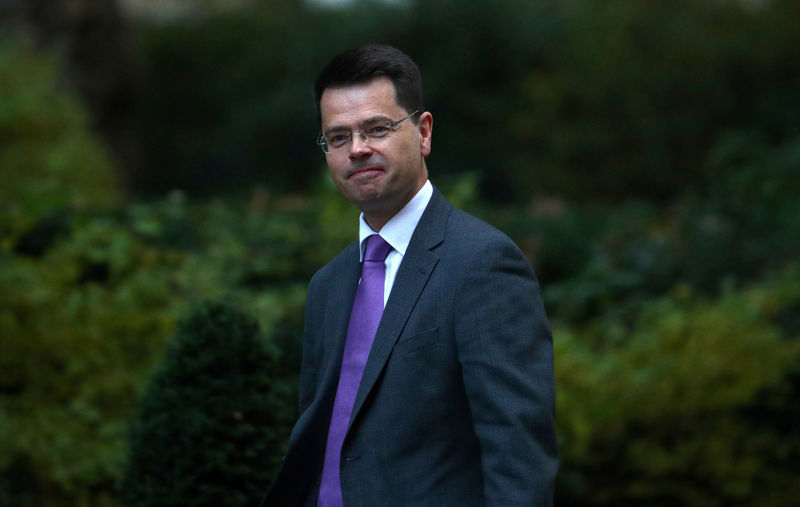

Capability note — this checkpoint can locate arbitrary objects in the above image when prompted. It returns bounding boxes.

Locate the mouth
[348,165,384,179]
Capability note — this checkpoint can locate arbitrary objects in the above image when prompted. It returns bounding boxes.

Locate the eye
[328,132,350,147]
[365,124,391,137]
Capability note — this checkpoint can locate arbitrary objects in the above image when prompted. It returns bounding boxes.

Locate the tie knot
[364,234,392,262]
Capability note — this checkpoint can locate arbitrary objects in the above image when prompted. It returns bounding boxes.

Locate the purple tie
[318,234,393,507]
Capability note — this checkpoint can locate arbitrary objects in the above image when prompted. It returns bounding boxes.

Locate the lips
[348,165,384,179]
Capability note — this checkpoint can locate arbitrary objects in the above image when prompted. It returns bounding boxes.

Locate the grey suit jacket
[264,189,557,506]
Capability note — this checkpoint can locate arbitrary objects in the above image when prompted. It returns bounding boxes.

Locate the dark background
[2,0,799,505]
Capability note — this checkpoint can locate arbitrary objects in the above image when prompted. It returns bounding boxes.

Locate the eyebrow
[323,115,394,136]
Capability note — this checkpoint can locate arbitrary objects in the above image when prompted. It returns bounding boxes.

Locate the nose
[348,132,373,159]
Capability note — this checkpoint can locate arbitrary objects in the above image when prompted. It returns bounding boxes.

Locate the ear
[417,111,433,157]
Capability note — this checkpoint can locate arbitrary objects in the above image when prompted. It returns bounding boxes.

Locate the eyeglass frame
[316,110,421,154]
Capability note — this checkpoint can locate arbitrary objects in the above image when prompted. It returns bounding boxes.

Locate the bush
[122,301,297,507]
[0,37,119,242]
[554,266,800,506]
[0,37,161,507]
[0,213,186,506]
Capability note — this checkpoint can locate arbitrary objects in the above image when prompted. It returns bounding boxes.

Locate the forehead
[319,77,405,128]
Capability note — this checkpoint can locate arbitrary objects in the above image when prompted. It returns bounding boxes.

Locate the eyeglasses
[317,110,420,154]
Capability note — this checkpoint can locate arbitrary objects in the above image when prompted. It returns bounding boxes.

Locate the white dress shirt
[357,179,433,307]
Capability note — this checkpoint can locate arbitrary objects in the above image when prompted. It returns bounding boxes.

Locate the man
[263,45,557,506]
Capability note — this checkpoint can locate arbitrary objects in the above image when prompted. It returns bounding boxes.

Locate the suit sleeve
[298,272,321,415]
[453,236,558,506]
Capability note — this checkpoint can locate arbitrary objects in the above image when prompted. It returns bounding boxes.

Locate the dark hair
[314,45,423,123]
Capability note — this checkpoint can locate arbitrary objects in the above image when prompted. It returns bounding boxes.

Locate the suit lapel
[273,243,360,505]
[320,242,362,392]
[348,189,451,431]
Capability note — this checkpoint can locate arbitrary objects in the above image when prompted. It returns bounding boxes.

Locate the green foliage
[0,34,312,505]
[0,189,323,505]
[0,37,163,506]
[122,301,296,507]
[0,213,186,506]
[495,130,800,326]
[0,38,119,242]
[554,267,800,506]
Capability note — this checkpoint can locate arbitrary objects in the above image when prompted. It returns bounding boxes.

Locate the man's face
[319,76,432,230]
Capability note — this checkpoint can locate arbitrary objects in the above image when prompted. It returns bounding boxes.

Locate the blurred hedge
[1,37,318,504]
[0,39,119,240]
[554,269,800,505]
[129,0,800,203]
[122,301,294,507]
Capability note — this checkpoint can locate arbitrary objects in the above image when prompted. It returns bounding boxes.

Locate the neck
[363,212,391,232]
[363,177,427,231]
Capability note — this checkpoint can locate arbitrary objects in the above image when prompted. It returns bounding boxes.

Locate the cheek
[326,157,346,178]
[327,162,353,195]
[397,133,421,160]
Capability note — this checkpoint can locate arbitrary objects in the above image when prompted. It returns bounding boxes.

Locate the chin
[350,185,383,203]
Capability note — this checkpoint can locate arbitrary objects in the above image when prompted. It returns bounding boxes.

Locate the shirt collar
[358,179,433,260]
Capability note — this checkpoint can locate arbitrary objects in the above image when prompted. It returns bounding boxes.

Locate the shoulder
[422,187,520,254]
[441,206,527,269]
[448,206,513,244]
[410,193,535,291]
[308,240,359,289]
